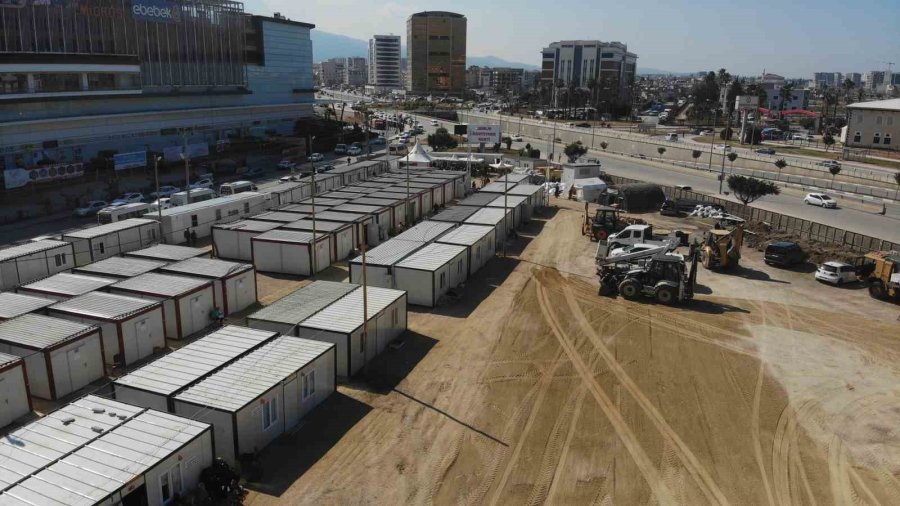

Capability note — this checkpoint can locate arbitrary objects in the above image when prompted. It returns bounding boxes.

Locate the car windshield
[821,265,838,273]
[819,195,832,200]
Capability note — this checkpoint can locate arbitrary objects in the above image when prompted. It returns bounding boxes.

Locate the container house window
[439,272,446,288]
[244,203,250,213]
[97,243,105,255]
[876,116,883,126]
[360,332,367,353]
[873,133,881,144]
[262,396,278,430]
[302,370,316,400]
[54,253,67,266]
[391,307,398,325]
[885,134,892,146]
[853,132,861,143]
[160,463,183,505]
[191,215,198,227]
[216,209,222,220]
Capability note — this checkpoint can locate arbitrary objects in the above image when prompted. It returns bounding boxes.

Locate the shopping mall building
[0,0,314,187]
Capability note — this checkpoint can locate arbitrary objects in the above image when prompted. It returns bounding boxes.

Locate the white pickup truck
[596,224,681,259]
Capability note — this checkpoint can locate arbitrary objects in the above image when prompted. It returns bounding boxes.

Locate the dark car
[764,241,806,267]
[755,148,776,155]
[576,122,592,128]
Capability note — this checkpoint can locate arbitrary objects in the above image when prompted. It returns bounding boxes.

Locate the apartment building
[540,40,637,108]
[368,35,402,92]
[407,11,467,94]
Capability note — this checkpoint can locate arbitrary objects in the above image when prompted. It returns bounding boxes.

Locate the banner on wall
[4,162,84,189]
[163,143,209,162]
[113,151,147,171]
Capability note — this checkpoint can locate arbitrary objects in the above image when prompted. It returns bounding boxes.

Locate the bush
[564,141,587,162]
[719,127,734,140]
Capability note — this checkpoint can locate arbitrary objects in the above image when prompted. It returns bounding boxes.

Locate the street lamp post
[708,104,718,172]
[308,134,318,275]
[153,155,164,242]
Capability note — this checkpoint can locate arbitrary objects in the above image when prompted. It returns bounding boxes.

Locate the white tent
[400,141,433,167]
[488,161,516,171]
[573,177,608,203]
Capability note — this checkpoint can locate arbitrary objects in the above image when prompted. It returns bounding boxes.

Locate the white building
[109,273,216,340]
[0,314,103,400]
[0,239,74,291]
[464,207,514,248]
[437,224,496,276]
[506,184,548,209]
[0,292,54,322]
[159,258,257,317]
[72,255,166,279]
[125,244,210,262]
[151,192,271,245]
[393,243,468,307]
[173,336,336,466]
[348,239,425,288]
[16,272,117,302]
[540,40,638,107]
[114,325,279,412]
[251,230,332,276]
[368,34,402,93]
[486,194,531,227]
[296,286,407,377]
[392,220,456,244]
[0,353,30,428]
[314,210,378,248]
[845,98,900,149]
[281,219,355,262]
[247,281,358,336]
[212,219,281,261]
[50,291,165,366]
[61,218,160,267]
[0,396,213,506]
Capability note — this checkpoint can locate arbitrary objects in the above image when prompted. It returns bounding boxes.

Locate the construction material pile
[688,205,745,224]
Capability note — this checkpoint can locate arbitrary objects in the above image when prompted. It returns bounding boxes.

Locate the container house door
[66,346,93,394]
[135,318,153,359]
[190,295,208,335]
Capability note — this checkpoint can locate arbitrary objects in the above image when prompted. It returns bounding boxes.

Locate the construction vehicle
[700,224,744,270]
[582,203,626,241]
[596,240,699,305]
[863,251,900,301]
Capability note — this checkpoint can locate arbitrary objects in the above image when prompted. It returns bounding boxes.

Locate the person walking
[183,229,190,245]
[190,229,197,246]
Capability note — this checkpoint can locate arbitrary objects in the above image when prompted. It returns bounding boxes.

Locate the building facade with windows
[0,1,314,186]
[318,57,345,87]
[344,57,367,86]
[406,11,466,94]
[540,40,637,110]
[844,98,899,150]
[813,72,842,89]
[367,35,401,93]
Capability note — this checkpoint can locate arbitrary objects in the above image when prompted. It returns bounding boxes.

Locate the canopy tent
[433,153,485,163]
[488,161,516,171]
[400,141,434,167]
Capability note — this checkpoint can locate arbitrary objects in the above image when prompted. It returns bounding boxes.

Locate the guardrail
[604,174,899,253]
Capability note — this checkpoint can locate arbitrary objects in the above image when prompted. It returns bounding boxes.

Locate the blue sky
[246,0,899,77]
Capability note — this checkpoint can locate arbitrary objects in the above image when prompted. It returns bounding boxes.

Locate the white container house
[412,176,455,204]
[212,219,281,261]
[296,286,407,378]
[464,207,514,249]
[507,184,548,209]
[394,243,468,307]
[114,325,278,412]
[0,292,54,321]
[49,292,165,366]
[0,314,103,400]
[252,210,311,224]
[72,255,166,279]
[62,218,160,267]
[392,220,456,244]
[159,258,257,317]
[486,194,531,227]
[152,192,271,244]
[251,230,332,276]
[266,181,312,207]
[351,196,406,230]
[281,219,355,262]
[172,336,336,466]
[0,396,213,506]
[314,210,377,248]
[16,272,117,302]
[368,190,420,223]
[246,281,358,335]
[109,273,215,340]
[437,224,496,276]
[457,192,498,208]
[125,243,211,262]
[430,205,479,225]
[406,181,446,207]
[348,239,425,288]
[300,172,342,194]
[0,240,74,291]
[0,353,30,428]
[331,203,393,241]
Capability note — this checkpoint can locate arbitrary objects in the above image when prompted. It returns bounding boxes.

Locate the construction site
[243,197,900,505]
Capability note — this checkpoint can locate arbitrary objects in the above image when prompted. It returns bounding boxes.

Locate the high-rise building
[540,40,637,110]
[489,68,525,95]
[522,70,542,91]
[865,71,887,91]
[813,72,842,88]
[319,58,345,87]
[847,73,863,87]
[368,35,402,92]
[406,11,467,94]
[344,57,368,87]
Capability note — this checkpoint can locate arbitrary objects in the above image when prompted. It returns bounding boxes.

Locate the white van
[170,188,217,206]
[389,144,407,155]
[666,133,679,142]
[97,203,150,224]
[219,180,257,196]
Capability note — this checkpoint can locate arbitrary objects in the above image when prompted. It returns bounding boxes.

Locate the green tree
[692,150,703,160]
[657,147,666,157]
[727,175,780,205]
[894,172,900,200]
[778,82,794,116]
[502,136,513,150]
[427,127,458,151]
[600,141,608,151]
[720,127,734,141]
[743,126,763,145]
[829,165,842,188]
[727,152,738,172]
[563,141,587,162]
[823,133,836,152]
[774,158,787,177]
[842,78,856,105]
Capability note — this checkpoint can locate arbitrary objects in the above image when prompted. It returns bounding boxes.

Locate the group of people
[182,228,198,246]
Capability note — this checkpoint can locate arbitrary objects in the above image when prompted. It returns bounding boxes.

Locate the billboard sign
[469,124,501,144]
[132,0,181,23]
[4,162,84,190]
[735,95,759,110]
[163,143,209,162]
[113,151,147,171]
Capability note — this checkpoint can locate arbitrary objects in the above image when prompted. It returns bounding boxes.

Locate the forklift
[582,203,626,241]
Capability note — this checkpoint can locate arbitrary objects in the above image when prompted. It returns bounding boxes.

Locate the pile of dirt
[744,221,862,264]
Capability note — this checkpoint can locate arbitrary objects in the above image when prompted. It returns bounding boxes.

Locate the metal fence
[605,174,899,253]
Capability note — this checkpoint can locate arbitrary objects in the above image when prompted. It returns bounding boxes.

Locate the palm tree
[779,82,794,117]
[586,78,598,117]
[727,152,738,172]
[842,78,856,106]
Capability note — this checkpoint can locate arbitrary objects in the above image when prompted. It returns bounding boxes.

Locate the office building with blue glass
[0,0,314,179]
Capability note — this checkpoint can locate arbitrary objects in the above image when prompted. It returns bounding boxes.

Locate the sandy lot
[245,198,900,505]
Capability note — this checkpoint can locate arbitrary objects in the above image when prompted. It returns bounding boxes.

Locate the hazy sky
[246,0,898,77]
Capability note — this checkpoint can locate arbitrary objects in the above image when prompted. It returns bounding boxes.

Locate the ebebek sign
[132,0,181,23]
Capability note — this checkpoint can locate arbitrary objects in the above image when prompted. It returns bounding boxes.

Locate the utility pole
[708,104,718,172]
[181,129,191,205]
[308,134,317,275]
[154,155,164,243]
[719,105,731,194]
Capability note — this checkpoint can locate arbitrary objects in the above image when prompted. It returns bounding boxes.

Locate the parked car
[715,144,731,151]
[699,129,715,136]
[147,198,172,212]
[278,159,298,170]
[755,148,776,155]
[804,193,837,208]
[280,175,302,183]
[190,178,214,190]
[347,146,362,156]
[764,241,806,267]
[816,160,841,169]
[149,186,180,199]
[318,164,336,172]
[431,119,439,126]
[73,201,109,217]
[307,153,325,162]
[512,135,523,142]
[369,138,386,146]
[576,122,591,128]
[815,261,858,285]
[334,144,348,155]
[110,192,144,205]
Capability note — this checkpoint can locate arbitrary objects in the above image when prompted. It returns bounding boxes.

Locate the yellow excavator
[700,224,744,270]
[863,251,899,301]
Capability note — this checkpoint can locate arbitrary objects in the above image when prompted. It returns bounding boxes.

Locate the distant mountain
[310,31,538,70]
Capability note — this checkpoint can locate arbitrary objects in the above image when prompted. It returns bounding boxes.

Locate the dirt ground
[244,197,900,505]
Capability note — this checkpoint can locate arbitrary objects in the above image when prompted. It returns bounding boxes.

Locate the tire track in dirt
[546,386,589,504]
[772,399,819,506]
[558,282,731,506]
[535,279,680,506]
[751,362,777,506]
[525,384,584,506]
